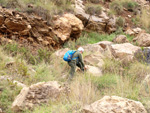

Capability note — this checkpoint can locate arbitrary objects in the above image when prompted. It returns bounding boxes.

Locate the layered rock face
[75,0,116,33]
[83,96,147,113]
[12,81,62,111]
[0,6,83,49]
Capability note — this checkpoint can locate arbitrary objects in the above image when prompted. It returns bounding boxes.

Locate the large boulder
[133,33,150,47]
[109,43,140,62]
[53,14,84,42]
[12,81,62,111]
[83,96,147,113]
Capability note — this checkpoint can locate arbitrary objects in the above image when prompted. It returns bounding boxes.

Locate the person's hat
[78,47,84,52]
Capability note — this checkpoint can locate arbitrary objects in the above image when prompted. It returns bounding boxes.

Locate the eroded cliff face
[0,6,83,51]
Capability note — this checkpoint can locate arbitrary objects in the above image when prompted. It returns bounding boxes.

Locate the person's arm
[78,53,85,69]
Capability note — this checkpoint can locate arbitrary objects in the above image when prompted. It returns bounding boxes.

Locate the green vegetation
[110,0,138,15]
[0,31,149,112]
[85,4,102,15]
[110,1,123,15]
[0,0,74,22]
[0,81,22,113]
[116,17,125,28]
[2,43,53,65]
[63,32,116,49]
[0,0,150,112]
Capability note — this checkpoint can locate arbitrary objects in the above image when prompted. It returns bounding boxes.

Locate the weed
[122,1,138,12]
[0,80,21,113]
[116,17,125,28]
[91,74,119,90]
[37,48,52,63]
[110,1,123,15]
[85,4,102,16]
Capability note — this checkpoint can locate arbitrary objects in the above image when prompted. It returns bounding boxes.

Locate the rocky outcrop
[133,33,150,47]
[0,6,83,49]
[12,81,62,111]
[109,43,140,62]
[75,0,116,33]
[53,14,83,42]
[83,96,147,113]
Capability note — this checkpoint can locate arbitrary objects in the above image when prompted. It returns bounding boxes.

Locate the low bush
[110,1,123,15]
[85,4,102,16]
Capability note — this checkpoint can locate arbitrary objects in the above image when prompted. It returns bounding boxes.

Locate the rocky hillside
[0,0,150,113]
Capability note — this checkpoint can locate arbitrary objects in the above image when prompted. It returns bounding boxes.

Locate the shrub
[110,1,123,15]
[122,1,138,12]
[116,16,125,28]
[85,4,102,16]
[0,81,21,113]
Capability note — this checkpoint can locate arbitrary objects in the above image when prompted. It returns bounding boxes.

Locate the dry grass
[69,75,101,105]
[140,8,150,29]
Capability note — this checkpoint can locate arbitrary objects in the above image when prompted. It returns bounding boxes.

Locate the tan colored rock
[53,14,83,42]
[133,27,142,34]
[53,16,71,41]
[133,33,150,47]
[110,43,140,62]
[83,44,104,53]
[64,14,84,35]
[113,35,129,43]
[12,81,62,111]
[84,54,104,68]
[83,96,147,113]
[125,28,134,35]
[140,74,150,97]
[86,65,102,76]
[96,41,113,49]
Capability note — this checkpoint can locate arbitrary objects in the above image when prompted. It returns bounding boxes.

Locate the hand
[84,66,87,70]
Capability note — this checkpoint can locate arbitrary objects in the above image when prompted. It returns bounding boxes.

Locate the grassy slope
[0,32,150,113]
[0,0,150,112]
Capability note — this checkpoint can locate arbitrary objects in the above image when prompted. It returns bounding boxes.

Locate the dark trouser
[68,60,84,80]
